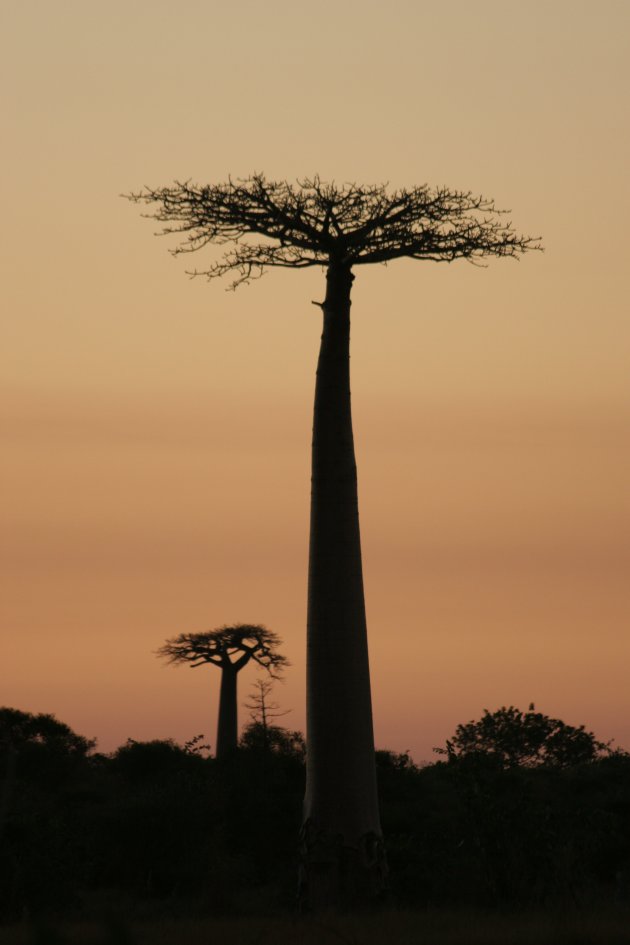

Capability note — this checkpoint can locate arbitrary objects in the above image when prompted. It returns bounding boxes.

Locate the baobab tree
[129,175,541,907]
[157,624,287,760]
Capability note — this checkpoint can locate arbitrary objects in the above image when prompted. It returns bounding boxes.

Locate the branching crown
[127,173,542,288]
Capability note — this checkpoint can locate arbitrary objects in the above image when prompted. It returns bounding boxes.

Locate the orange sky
[2,1,629,761]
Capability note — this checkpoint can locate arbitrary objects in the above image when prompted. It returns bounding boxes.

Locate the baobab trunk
[301,263,386,908]
[216,663,238,760]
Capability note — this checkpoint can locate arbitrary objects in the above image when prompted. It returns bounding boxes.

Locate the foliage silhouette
[1,706,629,924]
[157,624,288,760]
[0,707,95,783]
[435,705,617,769]
[240,721,306,760]
[0,707,95,756]
[110,737,206,780]
[128,173,542,907]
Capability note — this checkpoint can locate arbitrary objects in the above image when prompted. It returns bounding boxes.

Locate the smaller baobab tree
[157,624,288,760]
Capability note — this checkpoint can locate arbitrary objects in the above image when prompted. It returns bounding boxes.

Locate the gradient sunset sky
[2,1,629,761]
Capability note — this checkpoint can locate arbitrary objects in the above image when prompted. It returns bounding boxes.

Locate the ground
[4,908,630,945]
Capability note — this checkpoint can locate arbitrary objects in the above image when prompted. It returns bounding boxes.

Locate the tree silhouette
[435,704,614,769]
[244,678,290,752]
[0,708,95,809]
[129,174,541,907]
[157,624,288,760]
[0,708,95,758]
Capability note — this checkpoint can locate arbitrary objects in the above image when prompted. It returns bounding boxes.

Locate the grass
[3,908,630,945]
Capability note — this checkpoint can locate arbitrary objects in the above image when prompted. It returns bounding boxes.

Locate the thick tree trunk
[216,663,238,760]
[301,263,387,909]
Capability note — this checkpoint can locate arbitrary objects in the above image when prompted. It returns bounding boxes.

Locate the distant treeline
[1,707,629,922]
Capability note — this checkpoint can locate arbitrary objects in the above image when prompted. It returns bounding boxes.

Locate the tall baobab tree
[129,175,541,907]
[157,624,288,760]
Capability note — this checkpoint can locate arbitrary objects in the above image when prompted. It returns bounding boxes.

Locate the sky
[2,0,629,762]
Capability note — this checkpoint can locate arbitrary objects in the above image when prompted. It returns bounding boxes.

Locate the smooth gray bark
[301,263,386,908]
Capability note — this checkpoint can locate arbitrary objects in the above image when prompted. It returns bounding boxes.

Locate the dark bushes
[1,710,629,921]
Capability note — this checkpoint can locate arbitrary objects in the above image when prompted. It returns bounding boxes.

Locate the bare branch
[125,174,542,287]
[156,624,289,675]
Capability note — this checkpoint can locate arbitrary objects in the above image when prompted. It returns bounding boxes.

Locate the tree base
[298,819,388,912]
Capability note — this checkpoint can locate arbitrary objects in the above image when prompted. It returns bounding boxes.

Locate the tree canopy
[157,624,289,676]
[435,705,615,769]
[127,174,541,287]
[0,707,95,758]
